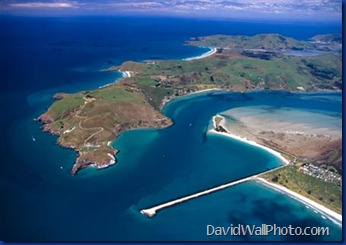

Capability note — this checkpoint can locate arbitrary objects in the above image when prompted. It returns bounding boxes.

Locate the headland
[39,33,342,178]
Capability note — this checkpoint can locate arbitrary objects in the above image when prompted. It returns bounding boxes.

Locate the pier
[140,166,286,217]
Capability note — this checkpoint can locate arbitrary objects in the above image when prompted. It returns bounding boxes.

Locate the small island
[39,33,342,179]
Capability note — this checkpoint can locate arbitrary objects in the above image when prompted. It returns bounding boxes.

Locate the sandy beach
[119,70,132,78]
[217,106,342,167]
[210,114,342,225]
[98,70,131,89]
[189,88,221,95]
[183,47,217,61]
[256,178,342,224]
[210,115,290,165]
[160,88,221,110]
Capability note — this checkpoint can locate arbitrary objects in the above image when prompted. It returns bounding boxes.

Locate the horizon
[0,1,343,242]
[0,0,342,23]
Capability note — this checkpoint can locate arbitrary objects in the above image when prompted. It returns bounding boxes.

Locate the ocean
[0,16,342,241]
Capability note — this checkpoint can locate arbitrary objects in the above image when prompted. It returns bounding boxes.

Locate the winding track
[73,98,109,147]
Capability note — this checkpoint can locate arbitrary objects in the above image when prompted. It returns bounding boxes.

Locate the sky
[0,0,343,22]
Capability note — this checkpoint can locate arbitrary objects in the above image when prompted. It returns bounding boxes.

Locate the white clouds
[159,0,341,14]
[3,0,342,20]
[107,1,163,8]
[9,2,77,8]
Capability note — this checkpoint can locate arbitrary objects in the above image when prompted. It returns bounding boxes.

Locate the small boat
[31,135,36,141]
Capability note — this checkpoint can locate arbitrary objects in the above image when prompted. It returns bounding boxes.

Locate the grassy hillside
[41,33,342,175]
[40,83,172,174]
[187,33,317,50]
[115,51,341,92]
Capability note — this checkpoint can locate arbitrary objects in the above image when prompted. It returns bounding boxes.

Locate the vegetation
[40,33,342,176]
[261,165,342,214]
[39,83,172,174]
[310,33,342,44]
[113,34,341,92]
[187,33,317,50]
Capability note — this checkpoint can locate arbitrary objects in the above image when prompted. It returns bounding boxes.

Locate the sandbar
[210,115,290,165]
[210,115,341,224]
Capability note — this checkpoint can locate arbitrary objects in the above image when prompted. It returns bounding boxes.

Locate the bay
[0,16,342,241]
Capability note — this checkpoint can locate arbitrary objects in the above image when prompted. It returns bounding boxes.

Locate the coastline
[122,70,132,78]
[210,115,290,165]
[38,79,173,175]
[160,88,221,111]
[117,70,132,79]
[210,114,342,224]
[98,70,131,89]
[189,88,221,95]
[183,47,217,61]
[256,178,342,224]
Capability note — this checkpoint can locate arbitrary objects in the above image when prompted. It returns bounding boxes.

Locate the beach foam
[256,178,342,224]
[183,47,217,61]
[189,88,221,95]
[124,71,132,78]
[118,70,131,78]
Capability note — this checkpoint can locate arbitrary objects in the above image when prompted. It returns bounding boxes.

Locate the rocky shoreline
[38,101,173,175]
[71,148,118,175]
[37,33,341,176]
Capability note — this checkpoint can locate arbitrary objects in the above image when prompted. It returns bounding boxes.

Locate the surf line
[140,166,284,217]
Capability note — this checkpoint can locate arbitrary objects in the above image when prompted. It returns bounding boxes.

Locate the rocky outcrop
[37,114,54,124]
[70,148,118,175]
[53,93,69,100]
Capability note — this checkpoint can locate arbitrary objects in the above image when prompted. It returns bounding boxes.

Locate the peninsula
[39,33,342,177]
[38,84,173,175]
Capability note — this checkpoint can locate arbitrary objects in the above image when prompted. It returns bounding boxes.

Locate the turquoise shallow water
[1,89,342,241]
[0,16,342,241]
[113,91,341,241]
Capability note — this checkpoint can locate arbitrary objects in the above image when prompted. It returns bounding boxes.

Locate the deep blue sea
[0,16,342,241]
